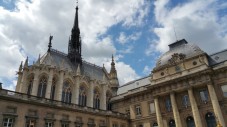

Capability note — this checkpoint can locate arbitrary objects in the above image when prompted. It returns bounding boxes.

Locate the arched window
[106,92,112,110]
[165,98,172,112]
[205,112,216,127]
[153,123,158,127]
[50,78,56,100]
[37,77,47,97]
[61,81,72,104]
[79,86,87,106]
[27,77,33,95]
[169,119,175,127]
[93,89,100,109]
[182,95,190,108]
[186,116,195,127]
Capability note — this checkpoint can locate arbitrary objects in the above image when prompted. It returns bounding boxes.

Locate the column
[188,88,203,127]
[100,85,107,110]
[31,69,40,96]
[15,72,23,92]
[45,68,53,99]
[170,92,182,127]
[207,83,226,127]
[56,70,64,101]
[87,81,94,107]
[154,97,164,127]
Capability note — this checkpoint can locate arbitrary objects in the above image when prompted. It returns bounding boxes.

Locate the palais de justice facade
[0,3,227,127]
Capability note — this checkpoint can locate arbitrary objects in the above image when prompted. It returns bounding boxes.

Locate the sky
[0,0,227,90]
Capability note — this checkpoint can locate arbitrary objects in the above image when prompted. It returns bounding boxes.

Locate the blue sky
[0,0,227,90]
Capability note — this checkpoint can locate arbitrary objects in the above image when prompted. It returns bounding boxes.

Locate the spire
[110,54,116,73]
[68,1,82,65]
[76,64,81,75]
[24,56,28,68]
[48,35,53,52]
[19,61,23,72]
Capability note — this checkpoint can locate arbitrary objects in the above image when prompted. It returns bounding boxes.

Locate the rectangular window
[221,85,227,97]
[3,118,14,127]
[199,90,209,103]
[45,122,53,127]
[135,105,141,116]
[61,123,69,127]
[112,124,118,127]
[26,120,35,127]
[149,102,155,113]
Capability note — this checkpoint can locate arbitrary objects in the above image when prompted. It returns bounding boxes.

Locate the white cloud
[118,45,134,54]
[143,65,151,75]
[117,32,142,44]
[152,0,227,54]
[0,0,148,89]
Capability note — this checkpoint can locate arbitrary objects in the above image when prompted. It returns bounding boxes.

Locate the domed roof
[156,39,205,68]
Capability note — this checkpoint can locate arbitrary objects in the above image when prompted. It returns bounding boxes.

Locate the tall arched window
[79,86,87,106]
[169,119,175,127]
[186,116,195,127]
[182,95,190,108]
[27,77,33,95]
[165,98,172,112]
[61,81,72,104]
[106,92,112,110]
[205,112,216,127]
[37,77,47,97]
[93,89,100,109]
[50,78,56,100]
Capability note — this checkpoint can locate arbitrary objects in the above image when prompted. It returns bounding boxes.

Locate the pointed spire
[48,35,53,52]
[76,64,81,75]
[110,54,116,73]
[19,61,23,72]
[24,56,28,68]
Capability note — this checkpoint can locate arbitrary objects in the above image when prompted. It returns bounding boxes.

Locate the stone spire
[19,61,23,72]
[48,35,53,52]
[24,57,28,68]
[109,55,119,95]
[68,2,82,65]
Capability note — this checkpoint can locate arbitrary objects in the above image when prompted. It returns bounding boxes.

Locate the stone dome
[156,39,205,67]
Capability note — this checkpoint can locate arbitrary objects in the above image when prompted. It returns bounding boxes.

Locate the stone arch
[37,75,48,97]
[205,112,216,127]
[78,82,88,106]
[61,80,72,103]
[106,90,112,110]
[185,116,195,127]
[38,72,48,79]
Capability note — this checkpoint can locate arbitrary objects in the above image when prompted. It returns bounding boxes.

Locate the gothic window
[27,78,33,95]
[153,123,158,127]
[221,85,227,97]
[165,98,172,112]
[199,89,209,103]
[50,78,56,100]
[169,119,176,127]
[182,95,190,108]
[106,92,112,110]
[135,105,141,116]
[2,117,14,127]
[79,86,87,106]
[37,77,47,97]
[93,89,100,109]
[186,116,195,127]
[205,112,216,127]
[61,81,72,104]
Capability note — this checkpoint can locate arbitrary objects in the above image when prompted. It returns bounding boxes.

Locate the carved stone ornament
[168,53,186,65]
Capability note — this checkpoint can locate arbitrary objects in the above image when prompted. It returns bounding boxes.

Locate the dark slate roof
[39,49,106,81]
[156,39,205,67]
[208,49,227,66]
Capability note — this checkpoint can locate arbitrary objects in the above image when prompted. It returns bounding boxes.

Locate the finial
[48,35,53,52]
[112,54,114,62]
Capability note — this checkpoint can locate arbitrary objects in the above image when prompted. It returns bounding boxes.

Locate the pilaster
[100,84,107,110]
[31,68,40,96]
[45,68,53,99]
[87,81,94,107]
[56,70,64,101]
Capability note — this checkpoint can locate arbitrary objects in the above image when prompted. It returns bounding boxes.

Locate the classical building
[112,40,227,127]
[0,3,227,127]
